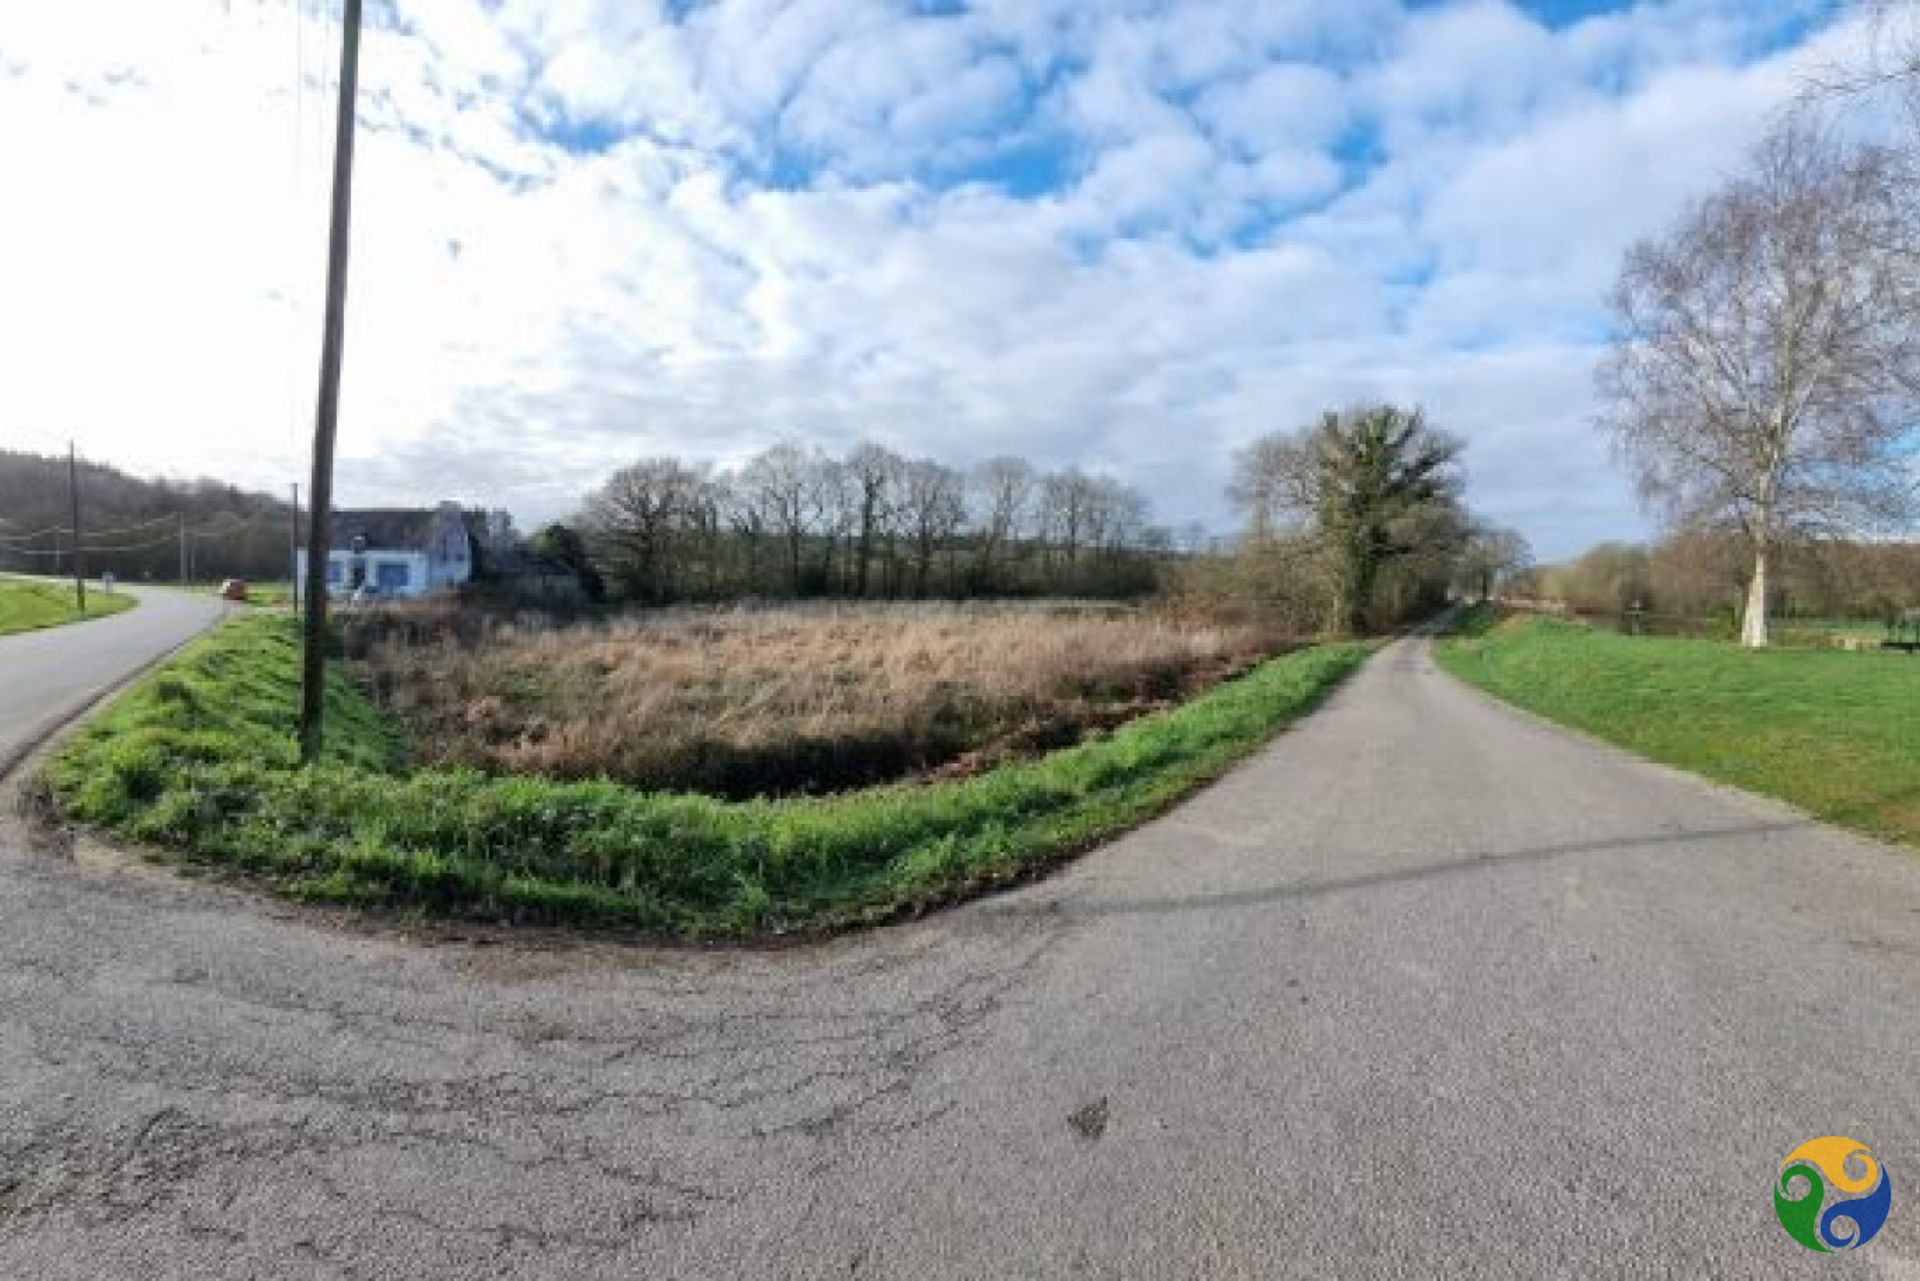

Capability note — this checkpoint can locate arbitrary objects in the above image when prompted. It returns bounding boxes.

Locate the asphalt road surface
[3,635,1919,1278]
[0,584,230,777]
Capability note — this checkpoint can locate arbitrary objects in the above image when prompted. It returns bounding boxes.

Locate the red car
[218,578,249,602]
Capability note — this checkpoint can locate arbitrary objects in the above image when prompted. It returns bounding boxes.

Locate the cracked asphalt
[5,631,1920,1277]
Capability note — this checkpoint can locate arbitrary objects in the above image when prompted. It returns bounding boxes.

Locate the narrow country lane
[0,585,231,776]
[2,637,1918,1278]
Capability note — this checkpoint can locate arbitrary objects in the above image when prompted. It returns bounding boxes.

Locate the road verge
[46,616,1372,939]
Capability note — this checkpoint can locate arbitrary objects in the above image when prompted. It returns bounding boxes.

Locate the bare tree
[1598,122,1920,647]
[1456,521,1533,601]
[807,452,853,592]
[846,443,904,598]
[1226,434,1304,545]
[1040,468,1098,568]
[1084,476,1146,562]
[741,443,817,593]
[1802,4,1920,122]
[715,466,768,592]
[970,455,1035,588]
[898,458,966,597]
[580,458,710,602]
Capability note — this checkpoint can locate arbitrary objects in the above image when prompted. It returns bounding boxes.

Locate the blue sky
[0,0,1888,556]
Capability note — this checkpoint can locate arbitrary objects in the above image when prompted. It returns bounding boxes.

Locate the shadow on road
[991,818,1811,923]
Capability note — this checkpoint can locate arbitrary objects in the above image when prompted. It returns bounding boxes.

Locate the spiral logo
[1774,1136,1892,1252]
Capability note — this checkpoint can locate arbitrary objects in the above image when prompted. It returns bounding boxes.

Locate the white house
[296,502,475,600]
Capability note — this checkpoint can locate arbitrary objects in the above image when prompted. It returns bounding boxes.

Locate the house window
[376,561,411,591]
[325,560,341,585]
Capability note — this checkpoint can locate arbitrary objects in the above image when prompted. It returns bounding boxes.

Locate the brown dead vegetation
[356,603,1297,797]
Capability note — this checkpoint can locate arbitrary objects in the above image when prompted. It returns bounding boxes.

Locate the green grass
[1785,617,1884,637]
[0,578,136,636]
[1439,612,1920,847]
[48,616,1371,938]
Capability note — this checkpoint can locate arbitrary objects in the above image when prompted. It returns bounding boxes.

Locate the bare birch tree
[1597,122,1920,647]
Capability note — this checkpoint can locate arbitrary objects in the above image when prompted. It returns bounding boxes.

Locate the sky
[0,0,1888,556]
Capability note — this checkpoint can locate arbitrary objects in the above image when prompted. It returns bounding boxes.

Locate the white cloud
[0,0,1892,558]
[1194,62,1349,156]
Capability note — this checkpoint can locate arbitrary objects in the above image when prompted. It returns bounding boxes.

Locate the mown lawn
[1439,613,1920,847]
[48,616,1370,937]
[0,578,135,636]
[1785,617,1886,639]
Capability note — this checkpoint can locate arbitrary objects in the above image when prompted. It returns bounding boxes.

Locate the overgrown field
[50,615,1368,936]
[356,605,1295,796]
[1439,612,1920,847]
[0,578,134,636]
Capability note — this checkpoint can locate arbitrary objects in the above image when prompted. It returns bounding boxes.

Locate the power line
[0,522,73,544]
[85,512,183,536]
[0,511,273,546]
[0,514,172,542]
[0,512,284,550]
[185,513,277,539]
[2,532,183,557]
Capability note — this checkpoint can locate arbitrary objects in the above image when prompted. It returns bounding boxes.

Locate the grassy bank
[0,578,135,636]
[1439,613,1920,847]
[49,616,1369,937]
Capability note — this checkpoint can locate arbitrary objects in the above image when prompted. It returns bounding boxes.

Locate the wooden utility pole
[177,514,188,586]
[67,442,85,615]
[289,483,301,612]
[299,0,363,764]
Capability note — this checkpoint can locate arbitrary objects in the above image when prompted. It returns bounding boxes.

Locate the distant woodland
[0,449,296,583]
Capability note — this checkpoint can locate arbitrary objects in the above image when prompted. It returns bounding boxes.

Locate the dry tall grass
[360,603,1296,796]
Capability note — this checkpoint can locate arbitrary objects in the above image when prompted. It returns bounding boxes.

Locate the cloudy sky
[0,0,1885,555]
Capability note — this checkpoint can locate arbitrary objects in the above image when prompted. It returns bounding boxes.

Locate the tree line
[1520,532,1920,625]
[567,442,1170,603]
[0,449,295,584]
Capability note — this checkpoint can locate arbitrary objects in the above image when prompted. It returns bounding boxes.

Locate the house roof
[328,508,444,551]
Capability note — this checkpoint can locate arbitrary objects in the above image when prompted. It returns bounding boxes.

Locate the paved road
[2,637,1919,1278]
[0,584,230,776]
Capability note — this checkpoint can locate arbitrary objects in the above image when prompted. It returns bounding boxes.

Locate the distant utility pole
[289,483,301,612]
[178,514,188,586]
[67,442,85,615]
[299,0,363,764]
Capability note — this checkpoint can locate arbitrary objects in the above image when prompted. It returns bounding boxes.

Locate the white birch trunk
[1740,543,1769,648]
